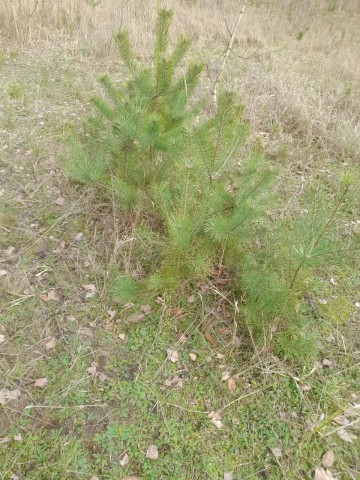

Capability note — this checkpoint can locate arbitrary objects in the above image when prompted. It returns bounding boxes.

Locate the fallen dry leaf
[221,371,230,381]
[337,428,356,443]
[55,197,65,206]
[301,384,312,391]
[146,444,159,460]
[205,331,216,347]
[45,337,57,350]
[227,377,236,392]
[322,359,332,367]
[224,473,233,480]
[155,296,165,305]
[140,304,151,315]
[0,334,5,344]
[163,375,183,389]
[271,447,282,459]
[6,246,15,256]
[83,284,96,299]
[208,411,223,429]
[40,289,60,302]
[120,452,130,467]
[107,309,116,319]
[78,327,93,337]
[187,295,195,303]
[127,313,145,323]
[34,377,48,388]
[14,434,23,442]
[219,327,230,335]
[322,450,335,468]
[0,389,21,405]
[0,269,7,277]
[53,241,66,254]
[326,332,335,343]
[87,364,98,376]
[75,232,84,241]
[166,349,179,363]
[189,353,197,361]
[208,412,223,429]
[170,308,182,317]
[329,277,337,285]
[98,373,107,383]
[217,353,225,359]
[314,468,337,480]
[334,414,350,426]
[119,333,126,341]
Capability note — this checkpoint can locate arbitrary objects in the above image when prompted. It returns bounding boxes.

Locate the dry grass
[1,0,359,174]
[1,3,360,478]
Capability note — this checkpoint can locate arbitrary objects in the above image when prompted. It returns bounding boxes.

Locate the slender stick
[212,0,248,106]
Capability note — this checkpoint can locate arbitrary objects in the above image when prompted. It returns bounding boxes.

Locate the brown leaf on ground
[119,452,129,467]
[0,389,21,405]
[337,428,356,443]
[166,349,179,363]
[40,289,60,302]
[127,313,145,323]
[322,359,333,367]
[227,377,236,392]
[14,434,23,442]
[140,304,151,315]
[219,327,230,335]
[208,411,223,429]
[45,337,57,350]
[0,334,5,344]
[271,447,282,459]
[334,414,350,426]
[170,308,182,317]
[34,377,48,388]
[86,365,97,377]
[187,295,195,303]
[55,197,65,206]
[301,384,312,391]
[221,371,230,381]
[189,353,197,361]
[53,241,66,254]
[314,468,337,480]
[82,284,96,299]
[146,444,159,460]
[0,270,7,277]
[6,246,15,256]
[205,331,216,347]
[322,450,335,468]
[215,278,231,286]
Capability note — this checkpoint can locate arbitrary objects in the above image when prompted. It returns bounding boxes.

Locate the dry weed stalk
[212,0,247,105]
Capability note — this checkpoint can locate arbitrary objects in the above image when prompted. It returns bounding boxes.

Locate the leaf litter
[146,444,159,460]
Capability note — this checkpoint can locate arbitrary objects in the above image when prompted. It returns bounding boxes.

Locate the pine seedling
[67,7,203,210]
[239,173,358,359]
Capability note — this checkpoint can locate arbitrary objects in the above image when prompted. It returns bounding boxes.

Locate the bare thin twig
[212,0,248,105]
